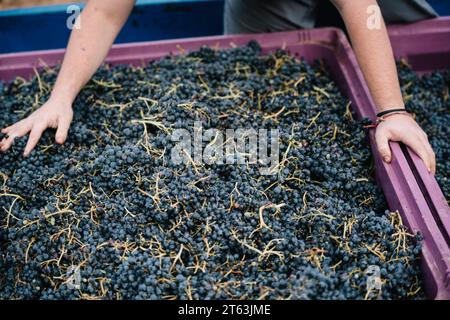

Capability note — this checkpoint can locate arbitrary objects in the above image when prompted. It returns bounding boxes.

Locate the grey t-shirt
[224,0,438,34]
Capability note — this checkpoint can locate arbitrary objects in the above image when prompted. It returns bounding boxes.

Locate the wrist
[376,108,408,118]
[376,102,405,113]
[48,91,74,107]
[380,112,412,120]
[364,109,412,130]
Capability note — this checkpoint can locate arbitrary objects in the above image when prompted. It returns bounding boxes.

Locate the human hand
[375,113,436,175]
[1,97,73,157]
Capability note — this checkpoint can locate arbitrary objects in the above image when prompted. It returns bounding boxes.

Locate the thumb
[376,129,392,163]
[55,115,72,144]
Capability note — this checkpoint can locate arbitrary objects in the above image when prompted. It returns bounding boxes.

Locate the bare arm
[1,0,135,156]
[52,0,135,103]
[332,0,436,174]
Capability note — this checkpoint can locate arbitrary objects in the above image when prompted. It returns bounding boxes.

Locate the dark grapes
[0,42,423,300]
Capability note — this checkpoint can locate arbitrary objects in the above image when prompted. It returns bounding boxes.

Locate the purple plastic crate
[389,17,450,75]
[387,17,450,298]
[388,17,450,220]
[0,27,449,299]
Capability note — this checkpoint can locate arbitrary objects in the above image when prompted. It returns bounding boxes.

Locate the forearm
[51,0,135,103]
[333,0,404,111]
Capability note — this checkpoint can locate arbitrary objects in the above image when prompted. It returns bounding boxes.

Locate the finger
[1,124,16,134]
[429,149,436,176]
[430,150,436,176]
[375,129,392,163]
[0,121,33,152]
[420,135,436,175]
[55,116,72,144]
[0,137,15,152]
[1,132,21,151]
[1,127,11,134]
[2,119,27,134]
[10,121,33,138]
[2,124,16,135]
[23,125,46,157]
[405,134,432,173]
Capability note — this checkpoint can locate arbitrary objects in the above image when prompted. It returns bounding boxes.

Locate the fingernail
[383,156,390,163]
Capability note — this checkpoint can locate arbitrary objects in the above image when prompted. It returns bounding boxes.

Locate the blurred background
[0,0,448,54]
[0,0,82,9]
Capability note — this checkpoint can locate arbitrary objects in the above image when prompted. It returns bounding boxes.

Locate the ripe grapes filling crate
[0,28,448,299]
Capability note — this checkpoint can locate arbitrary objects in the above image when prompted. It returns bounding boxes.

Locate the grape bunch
[0,42,423,300]
[398,62,449,202]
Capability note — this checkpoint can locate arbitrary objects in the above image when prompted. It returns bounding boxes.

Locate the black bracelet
[376,108,408,118]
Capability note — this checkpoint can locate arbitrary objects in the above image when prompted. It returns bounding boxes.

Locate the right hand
[1,97,73,157]
[375,113,436,175]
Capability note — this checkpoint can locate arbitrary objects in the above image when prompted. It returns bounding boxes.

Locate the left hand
[375,114,436,175]
[0,96,73,157]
